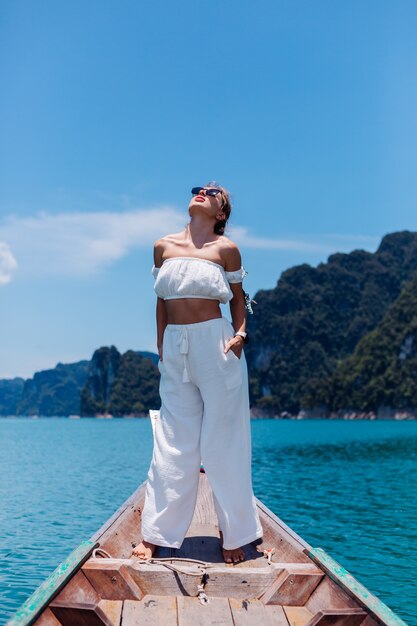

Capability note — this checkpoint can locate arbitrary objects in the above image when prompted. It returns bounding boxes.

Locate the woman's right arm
[156,297,167,359]
[154,239,167,359]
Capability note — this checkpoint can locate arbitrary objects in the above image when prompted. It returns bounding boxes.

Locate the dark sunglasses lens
[206,189,221,196]
[191,187,203,195]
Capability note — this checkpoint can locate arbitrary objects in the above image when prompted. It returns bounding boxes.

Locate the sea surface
[0,417,416,625]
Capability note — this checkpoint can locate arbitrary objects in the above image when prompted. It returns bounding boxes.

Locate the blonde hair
[205,180,232,235]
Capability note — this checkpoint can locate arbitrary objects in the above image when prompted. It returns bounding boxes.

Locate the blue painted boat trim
[6,538,99,626]
[306,547,409,626]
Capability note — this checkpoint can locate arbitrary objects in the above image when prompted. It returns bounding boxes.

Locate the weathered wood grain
[52,570,100,606]
[82,560,143,600]
[305,578,359,612]
[268,569,324,606]
[305,609,367,626]
[284,606,315,626]
[229,597,281,626]
[177,596,233,626]
[33,609,62,626]
[264,604,291,626]
[122,596,177,625]
[50,599,122,626]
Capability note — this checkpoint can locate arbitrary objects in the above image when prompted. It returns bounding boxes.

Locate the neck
[185,216,218,247]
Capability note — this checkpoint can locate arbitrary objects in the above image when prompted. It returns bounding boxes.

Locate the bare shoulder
[165,231,187,242]
[153,231,185,266]
[155,231,183,245]
[153,236,168,267]
[217,236,242,271]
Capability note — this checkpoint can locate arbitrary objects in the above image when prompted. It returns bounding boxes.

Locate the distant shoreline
[1,410,416,420]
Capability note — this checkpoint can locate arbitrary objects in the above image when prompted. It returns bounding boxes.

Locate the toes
[223,547,245,564]
[222,549,232,563]
[233,552,244,563]
[131,542,153,559]
[131,550,145,559]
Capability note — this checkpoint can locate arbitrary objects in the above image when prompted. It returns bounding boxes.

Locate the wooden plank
[305,577,360,612]
[122,596,177,625]
[177,596,233,626]
[7,539,99,626]
[33,608,62,625]
[284,606,315,626]
[305,609,367,626]
[96,600,123,626]
[128,564,202,597]
[204,565,280,598]
[257,569,289,604]
[229,597,280,625]
[128,562,280,599]
[265,604,291,626]
[51,569,100,606]
[175,533,224,564]
[268,569,324,606]
[84,559,324,600]
[49,606,106,626]
[188,473,218,528]
[82,560,143,600]
[49,599,123,626]
[306,548,408,626]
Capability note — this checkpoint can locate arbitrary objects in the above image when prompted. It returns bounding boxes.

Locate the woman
[132,181,263,564]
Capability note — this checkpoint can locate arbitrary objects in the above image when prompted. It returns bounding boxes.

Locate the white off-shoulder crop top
[152,257,247,304]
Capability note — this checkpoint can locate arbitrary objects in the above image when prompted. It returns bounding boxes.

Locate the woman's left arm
[223,245,246,359]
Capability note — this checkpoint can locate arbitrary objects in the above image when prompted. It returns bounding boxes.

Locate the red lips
[195,195,205,201]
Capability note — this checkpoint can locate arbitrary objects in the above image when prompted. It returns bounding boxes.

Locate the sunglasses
[191,186,222,198]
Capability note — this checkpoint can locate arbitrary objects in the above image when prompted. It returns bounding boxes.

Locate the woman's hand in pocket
[224,336,244,359]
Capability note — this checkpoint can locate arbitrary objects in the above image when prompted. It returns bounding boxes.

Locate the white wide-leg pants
[141,316,263,551]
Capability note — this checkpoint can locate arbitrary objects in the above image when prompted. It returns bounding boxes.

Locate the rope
[132,556,216,577]
[93,548,216,577]
[197,583,210,605]
[92,548,113,559]
[262,547,276,565]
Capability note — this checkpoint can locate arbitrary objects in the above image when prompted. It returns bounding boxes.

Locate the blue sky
[1,0,417,379]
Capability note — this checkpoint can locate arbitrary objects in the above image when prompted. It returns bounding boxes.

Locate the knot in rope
[262,547,276,565]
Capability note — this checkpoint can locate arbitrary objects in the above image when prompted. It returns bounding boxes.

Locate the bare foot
[222,546,245,564]
[219,530,245,564]
[131,540,155,559]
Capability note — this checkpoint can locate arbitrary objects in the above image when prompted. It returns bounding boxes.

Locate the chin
[189,202,206,212]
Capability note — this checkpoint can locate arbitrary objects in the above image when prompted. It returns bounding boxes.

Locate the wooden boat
[8,414,407,626]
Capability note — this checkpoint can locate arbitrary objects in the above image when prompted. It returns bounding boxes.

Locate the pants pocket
[223,348,243,391]
[158,359,177,393]
[229,347,241,361]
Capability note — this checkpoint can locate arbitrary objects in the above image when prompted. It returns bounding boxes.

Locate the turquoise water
[0,418,415,625]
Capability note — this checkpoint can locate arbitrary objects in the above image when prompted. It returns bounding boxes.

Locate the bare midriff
[164,298,222,325]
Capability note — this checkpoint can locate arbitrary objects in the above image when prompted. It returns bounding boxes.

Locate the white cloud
[228,225,379,253]
[0,207,185,278]
[0,207,380,281]
[0,241,18,285]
